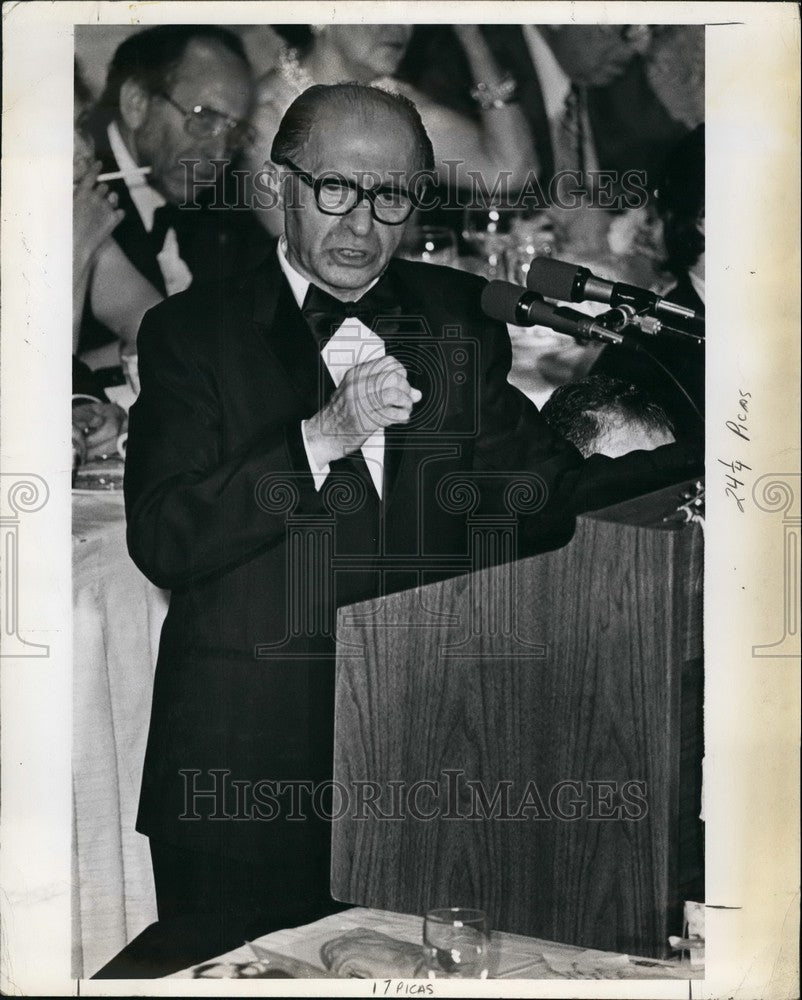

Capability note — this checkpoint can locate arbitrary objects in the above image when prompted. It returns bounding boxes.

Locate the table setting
[171,906,701,981]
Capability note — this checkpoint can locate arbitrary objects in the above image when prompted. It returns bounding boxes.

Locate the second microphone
[480,280,642,350]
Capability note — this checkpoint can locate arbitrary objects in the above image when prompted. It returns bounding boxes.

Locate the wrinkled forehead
[301,106,420,181]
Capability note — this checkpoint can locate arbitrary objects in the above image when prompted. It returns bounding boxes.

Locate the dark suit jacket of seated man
[123,82,701,960]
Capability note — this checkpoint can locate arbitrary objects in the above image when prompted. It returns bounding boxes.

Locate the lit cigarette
[96,166,152,182]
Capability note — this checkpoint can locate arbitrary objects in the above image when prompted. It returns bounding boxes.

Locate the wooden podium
[331,481,703,958]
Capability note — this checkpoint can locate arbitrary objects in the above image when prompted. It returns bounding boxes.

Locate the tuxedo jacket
[124,248,699,860]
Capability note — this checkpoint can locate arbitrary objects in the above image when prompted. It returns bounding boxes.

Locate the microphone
[527,257,704,332]
[480,280,642,350]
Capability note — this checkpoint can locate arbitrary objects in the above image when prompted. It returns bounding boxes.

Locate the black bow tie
[301,275,402,347]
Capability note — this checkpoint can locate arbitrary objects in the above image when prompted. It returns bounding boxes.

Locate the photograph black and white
[1,4,799,997]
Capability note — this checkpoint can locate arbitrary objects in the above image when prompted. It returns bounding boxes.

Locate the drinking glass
[423,907,490,979]
[462,206,518,279]
[398,225,458,266]
[463,207,555,281]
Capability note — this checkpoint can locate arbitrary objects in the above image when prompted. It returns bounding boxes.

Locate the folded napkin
[541,948,630,978]
[320,927,427,978]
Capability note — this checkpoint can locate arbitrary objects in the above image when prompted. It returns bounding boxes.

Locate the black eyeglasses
[275,155,420,226]
[157,91,254,149]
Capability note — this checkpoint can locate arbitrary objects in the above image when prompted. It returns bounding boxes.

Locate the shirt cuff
[300,419,331,492]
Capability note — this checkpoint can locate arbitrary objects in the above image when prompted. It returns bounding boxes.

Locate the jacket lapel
[250,251,379,502]
[105,175,168,295]
[380,260,439,505]
[251,247,335,413]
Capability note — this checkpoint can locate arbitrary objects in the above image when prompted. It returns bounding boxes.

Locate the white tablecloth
[171,907,699,981]
[72,491,166,977]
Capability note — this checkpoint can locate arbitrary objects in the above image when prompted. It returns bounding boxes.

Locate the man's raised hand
[304,356,422,468]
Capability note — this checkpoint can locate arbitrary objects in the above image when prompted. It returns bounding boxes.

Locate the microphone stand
[595,305,705,344]
[588,306,705,428]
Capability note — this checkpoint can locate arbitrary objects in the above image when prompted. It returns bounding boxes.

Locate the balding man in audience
[540,375,676,458]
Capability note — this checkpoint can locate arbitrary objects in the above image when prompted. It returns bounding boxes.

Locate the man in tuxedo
[121,82,699,975]
[79,24,268,354]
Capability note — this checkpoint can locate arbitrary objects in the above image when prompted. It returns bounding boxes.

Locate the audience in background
[72,63,137,462]
[657,124,705,313]
[74,69,162,362]
[73,22,705,449]
[537,25,694,182]
[76,25,268,359]
[73,66,125,352]
[641,26,704,131]
[590,125,705,442]
[243,24,538,235]
[397,25,697,192]
[391,24,700,253]
[540,375,676,458]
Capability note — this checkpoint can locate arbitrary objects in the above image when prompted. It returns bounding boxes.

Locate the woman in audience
[244,24,538,235]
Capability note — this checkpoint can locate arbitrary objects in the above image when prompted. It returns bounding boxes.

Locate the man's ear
[264,163,287,210]
[118,78,151,131]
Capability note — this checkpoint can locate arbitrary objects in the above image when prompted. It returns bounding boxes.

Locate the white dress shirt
[277,240,386,499]
[107,122,193,297]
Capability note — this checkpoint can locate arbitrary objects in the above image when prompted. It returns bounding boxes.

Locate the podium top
[581,478,704,530]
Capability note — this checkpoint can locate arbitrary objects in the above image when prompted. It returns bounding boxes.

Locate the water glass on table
[462,206,516,279]
[463,207,555,281]
[398,225,458,266]
[423,907,490,979]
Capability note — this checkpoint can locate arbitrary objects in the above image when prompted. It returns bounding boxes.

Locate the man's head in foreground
[271,83,435,300]
[541,375,676,458]
[96,25,253,204]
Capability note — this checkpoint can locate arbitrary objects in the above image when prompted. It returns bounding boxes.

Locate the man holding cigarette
[78,25,268,354]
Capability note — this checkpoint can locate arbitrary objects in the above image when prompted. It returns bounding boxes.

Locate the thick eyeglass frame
[274,155,420,226]
[156,91,254,148]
